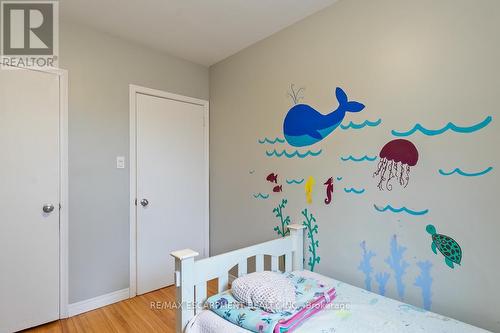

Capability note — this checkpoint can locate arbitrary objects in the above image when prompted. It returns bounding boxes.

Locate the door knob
[43,204,55,213]
[140,199,149,207]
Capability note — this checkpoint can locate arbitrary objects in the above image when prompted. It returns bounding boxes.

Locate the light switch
[116,156,125,169]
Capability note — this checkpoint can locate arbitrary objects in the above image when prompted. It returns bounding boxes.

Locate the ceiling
[60,0,337,66]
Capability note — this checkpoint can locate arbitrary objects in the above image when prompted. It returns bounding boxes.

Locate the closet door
[0,68,60,332]
[135,92,208,295]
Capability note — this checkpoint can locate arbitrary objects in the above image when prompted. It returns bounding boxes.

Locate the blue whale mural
[283,87,365,147]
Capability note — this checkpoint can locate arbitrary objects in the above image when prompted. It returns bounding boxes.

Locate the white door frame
[3,65,69,318]
[129,84,209,298]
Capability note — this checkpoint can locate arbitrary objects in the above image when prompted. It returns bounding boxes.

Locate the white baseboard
[68,288,130,317]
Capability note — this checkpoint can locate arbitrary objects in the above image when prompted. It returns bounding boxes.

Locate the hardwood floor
[22,280,218,333]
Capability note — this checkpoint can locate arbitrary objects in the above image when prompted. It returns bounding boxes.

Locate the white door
[135,91,208,295]
[0,69,60,332]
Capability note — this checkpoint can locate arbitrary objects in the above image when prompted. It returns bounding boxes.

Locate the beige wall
[209,0,500,331]
[60,21,209,303]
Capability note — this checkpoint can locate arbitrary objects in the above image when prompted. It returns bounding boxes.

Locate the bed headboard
[170,224,305,333]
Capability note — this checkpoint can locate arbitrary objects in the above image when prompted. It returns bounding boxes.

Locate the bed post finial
[171,249,199,333]
[288,224,305,271]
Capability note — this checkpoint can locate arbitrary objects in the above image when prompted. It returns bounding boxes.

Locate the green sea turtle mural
[426,224,462,269]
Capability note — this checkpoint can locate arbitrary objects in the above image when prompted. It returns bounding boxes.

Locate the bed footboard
[170,224,305,333]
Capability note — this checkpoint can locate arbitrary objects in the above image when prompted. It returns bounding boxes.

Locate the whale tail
[335,87,365,113]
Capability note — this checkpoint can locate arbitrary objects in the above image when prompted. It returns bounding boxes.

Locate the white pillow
[231,271,296,313]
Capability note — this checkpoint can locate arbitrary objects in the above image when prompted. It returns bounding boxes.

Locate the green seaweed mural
[302,208,320,271]
[273,199,291,237]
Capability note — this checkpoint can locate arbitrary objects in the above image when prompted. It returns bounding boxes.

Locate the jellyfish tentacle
[399,163,405,186]
[404,165,411,188]
[386,160,394,191]
[376,158,389,191]
[373,157,385,177]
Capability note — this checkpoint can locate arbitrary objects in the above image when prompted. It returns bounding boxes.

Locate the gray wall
[209,0,500,331]
[60,21,209,303]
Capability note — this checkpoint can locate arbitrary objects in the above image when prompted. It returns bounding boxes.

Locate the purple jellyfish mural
[373,139,419,191]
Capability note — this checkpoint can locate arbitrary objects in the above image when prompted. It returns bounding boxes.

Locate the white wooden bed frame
[170,224,305,333]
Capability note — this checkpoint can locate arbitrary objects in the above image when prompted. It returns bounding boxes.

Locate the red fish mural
[273,185,283,193]
[324,177,334,204]
[266,173,278,183]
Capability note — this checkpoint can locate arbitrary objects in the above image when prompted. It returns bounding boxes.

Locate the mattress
[185,270,487,333]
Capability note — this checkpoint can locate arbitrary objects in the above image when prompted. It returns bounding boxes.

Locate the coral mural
[375,272,390,296]
[414,261,433,310]
[358,241,376,291]
[272,199,291,237]
[385,235,409,300]
[302,208,320,272]
[373,139,419,191]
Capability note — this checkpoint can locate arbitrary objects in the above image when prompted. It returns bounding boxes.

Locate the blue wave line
[344,187,365,194]
[253,193,269,199]
[286,178,305,185]
[392,116,492,137]
[336,177,343,181]
[438,167,493,177]
[341,119,382,130]
[266,149,322,158]
[340,155,377,162]
[258,137,286,144]
[374,204,428,216]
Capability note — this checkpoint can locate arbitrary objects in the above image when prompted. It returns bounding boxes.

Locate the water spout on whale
[283,87,365,147]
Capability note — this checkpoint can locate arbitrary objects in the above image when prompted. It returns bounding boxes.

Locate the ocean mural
[391,116,492,137]
[373,139,419,191]
[252,79,487,323]
[283,87,365,147]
